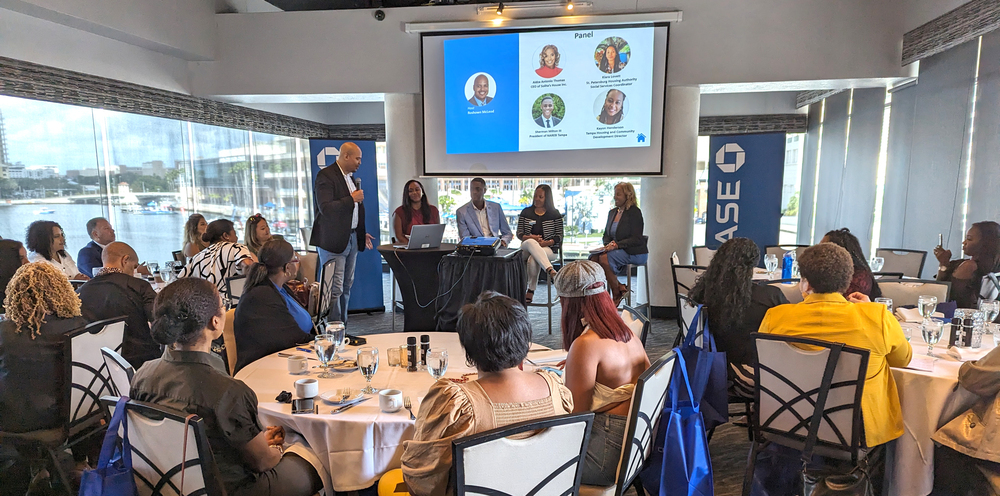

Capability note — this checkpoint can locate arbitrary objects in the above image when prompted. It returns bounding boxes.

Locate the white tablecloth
[235,332,559,491]
[886,322,991,496]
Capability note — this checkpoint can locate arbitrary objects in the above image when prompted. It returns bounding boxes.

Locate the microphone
[353,177,362,191]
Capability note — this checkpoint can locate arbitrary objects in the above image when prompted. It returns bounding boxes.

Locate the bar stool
[624,261,651,317]
[527,247,564,335]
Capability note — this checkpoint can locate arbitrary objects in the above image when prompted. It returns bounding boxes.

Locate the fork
[341,387,351,404]
[404,396,415,420]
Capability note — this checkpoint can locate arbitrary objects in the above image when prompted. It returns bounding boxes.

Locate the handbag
[678,305,729,431]
[639,352,714,496]
[800,344,872,496]
[79,396,137,496]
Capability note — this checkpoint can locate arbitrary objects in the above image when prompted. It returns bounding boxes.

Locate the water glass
[874,297,893,314]
[869,257,885,273]
[426,348,449,381]
[921,321,944,356]
[314,333,340,379]
[358,346,380,394]
[763,254,778,277]
[979,300,999,337]
[917,295,938,325]
[147,262,159,275]
[387,346,401,367]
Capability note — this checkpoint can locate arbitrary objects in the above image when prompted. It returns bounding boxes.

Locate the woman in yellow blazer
[758,242,911,495]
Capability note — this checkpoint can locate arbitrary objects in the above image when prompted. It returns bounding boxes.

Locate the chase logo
[316,146,340,168]
[715,143,745,173]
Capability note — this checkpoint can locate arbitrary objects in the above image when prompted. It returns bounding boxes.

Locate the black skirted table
[378,243,458,332]
[434,250,526,331]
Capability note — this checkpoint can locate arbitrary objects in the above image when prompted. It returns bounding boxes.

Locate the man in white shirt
[455,177,512,247]
[309,142,375,324]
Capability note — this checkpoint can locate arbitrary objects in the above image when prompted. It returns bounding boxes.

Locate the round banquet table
[886,321,990,496]
[234,332,555,492]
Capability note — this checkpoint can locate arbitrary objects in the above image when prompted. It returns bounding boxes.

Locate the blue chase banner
[706,133,785,258]
[309,139,384,313]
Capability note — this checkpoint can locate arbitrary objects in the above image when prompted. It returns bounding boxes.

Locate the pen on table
[296,347,313,353]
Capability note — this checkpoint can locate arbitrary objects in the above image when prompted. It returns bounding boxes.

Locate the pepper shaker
[407,337,418,372]
[420,334,430,370]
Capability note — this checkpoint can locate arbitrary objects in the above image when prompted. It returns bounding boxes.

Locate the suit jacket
[233,283,313,373]
[310,162,366,254]
[534,115,561,128]
[456,201,513,245]
[78,272,160,369]
[602,206,648,255]
[468,95,493,106]
[77,240,103,277]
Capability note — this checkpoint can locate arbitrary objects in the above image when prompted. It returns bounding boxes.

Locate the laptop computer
[392,224,446,249]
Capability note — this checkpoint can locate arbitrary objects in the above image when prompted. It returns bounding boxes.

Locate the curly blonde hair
[615,182,637,210]
[3,262,82,338]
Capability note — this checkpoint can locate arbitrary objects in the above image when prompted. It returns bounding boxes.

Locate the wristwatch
[939,265,948,272]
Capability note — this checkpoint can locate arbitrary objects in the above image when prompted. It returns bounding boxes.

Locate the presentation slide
[443,27,654,155]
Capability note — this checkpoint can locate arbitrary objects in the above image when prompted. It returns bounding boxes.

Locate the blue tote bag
[80,396,137,496]
[679,305,729,431]
[640,352,714,496]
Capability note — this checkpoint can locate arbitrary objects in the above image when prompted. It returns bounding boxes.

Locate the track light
[566,1,574,10]
[496,2,504,15]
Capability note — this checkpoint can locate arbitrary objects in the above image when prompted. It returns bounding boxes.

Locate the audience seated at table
[0,239,29,314]
[77,241,160,369]
[0,262,87,433]
[25,220,88,281]
[244,213,273,256]
[398,291,573,496]
[130,278,323,496]
[182,213,210,258]
[77,217,115,278]
[689,238,788,398]
[932,345,1000,495]
[822,227,882,299]
[555,260,649,486]
[517,184,563,303]
[393,179,440,245]
[233,239,313,373]
[179,219,256,293]
[935,220,1000,308]
[758,242,912,495]
[589,182,647,305]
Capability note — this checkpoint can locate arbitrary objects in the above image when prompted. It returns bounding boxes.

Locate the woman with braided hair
[0,262,87,432]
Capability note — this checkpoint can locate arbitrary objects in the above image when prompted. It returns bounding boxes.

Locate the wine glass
[314,333,339,379]
[764,254,778,278]
[874,297,893,314]
[917,295,938,326]
[869,257,885,273]
[358,346,380,394]
[426,348,449,380]
[921,321,944,356]
[162,262,177,284]
[979,300,999,337]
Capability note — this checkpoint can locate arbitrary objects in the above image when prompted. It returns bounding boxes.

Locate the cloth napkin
[896,307,945,323]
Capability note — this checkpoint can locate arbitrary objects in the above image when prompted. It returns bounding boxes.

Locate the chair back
[875,248,927,278]
[101,347,135,397]
[222,309,237,375]
[766,278,804,304]
[877,279,950,307]
[671,252,680,266]
[225,276,246,305]
[609,351,677,494]
[676,294,704,348]
[621,305,650,346]
[68,317,126,437]
[692,246,716,266]
[316,259,337,323]
[453,412,595,496]
[764,245,810,267]
[102,397,225,496]
[753,334,869,460]
[296,251,318,285]
[171,251,185,264]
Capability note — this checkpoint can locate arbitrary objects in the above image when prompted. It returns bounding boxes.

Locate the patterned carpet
[337,274,751,496]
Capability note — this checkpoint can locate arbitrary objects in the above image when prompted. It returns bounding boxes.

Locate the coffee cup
[287,356,309,375]
[379,389,403,413]
[294,378,319,399]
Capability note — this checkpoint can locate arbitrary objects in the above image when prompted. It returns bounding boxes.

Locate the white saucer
[319,390,365,405]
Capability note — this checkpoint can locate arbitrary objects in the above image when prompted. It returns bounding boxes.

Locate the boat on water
[33,208,56,215]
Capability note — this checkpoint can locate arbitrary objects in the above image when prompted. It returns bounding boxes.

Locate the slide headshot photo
[532,94,565,128]
[594,37,630,74]
[534,44,563,78]
[465,73,496,107]
[595,89,627,125]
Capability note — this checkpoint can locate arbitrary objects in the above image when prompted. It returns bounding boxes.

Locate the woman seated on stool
[516,184,563,303]
[244,213,273,256]
[233,239,313,373]
[131,278,323,496]
[822,228,882,299]
[395,291,573,496]
[556,260,649,486]
[393,180,440,245]
[689,238,788,398]
[589,182,647,304]
[180,219,256,294]
[934,221,1000,308]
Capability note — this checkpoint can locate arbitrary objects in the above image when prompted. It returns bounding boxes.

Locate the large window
[0,95,315,265]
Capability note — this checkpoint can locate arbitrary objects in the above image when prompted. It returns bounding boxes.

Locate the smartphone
[939,233,944,247]
[291,398,315,415]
